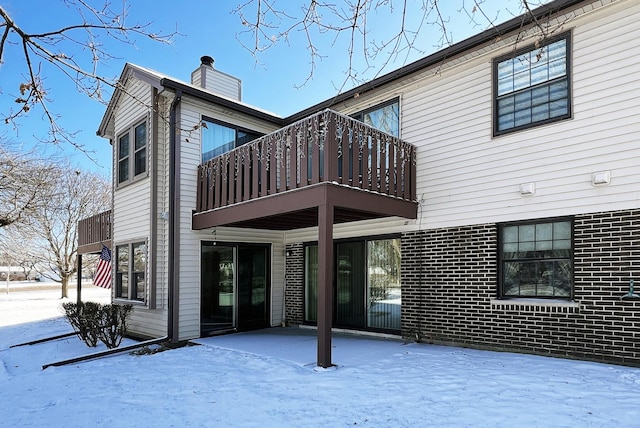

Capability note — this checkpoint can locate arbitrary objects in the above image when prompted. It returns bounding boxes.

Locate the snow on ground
[1,287,640,427]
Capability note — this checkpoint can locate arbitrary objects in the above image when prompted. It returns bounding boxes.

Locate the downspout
[168,90,182,343]
[42,335,168,370]
[149,88,159,309]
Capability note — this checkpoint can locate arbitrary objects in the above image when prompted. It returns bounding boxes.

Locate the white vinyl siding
[175,97,282,340]
[399,0,639,230]
[113,79,152,242]
[191,67,242,101]
[111,79,167,338]
[285,217,413,244]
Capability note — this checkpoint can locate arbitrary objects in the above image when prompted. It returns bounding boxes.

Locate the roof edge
[159,79,284,126]
[284,0,588,122]
[96,63,164,138]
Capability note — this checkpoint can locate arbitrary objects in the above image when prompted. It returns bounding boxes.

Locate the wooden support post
[317,202,334,368]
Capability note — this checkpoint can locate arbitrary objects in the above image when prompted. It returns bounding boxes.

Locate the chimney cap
[200,55,214,67]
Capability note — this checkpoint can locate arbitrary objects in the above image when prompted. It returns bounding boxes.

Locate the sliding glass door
[237,246,269,331]
[336,242,366,327]
[201,245,235,332]
[201,243,270,335]
[304,237,401,332]
[366,239,401,330]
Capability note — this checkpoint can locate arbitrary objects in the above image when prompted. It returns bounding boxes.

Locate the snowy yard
[1,288,640,427]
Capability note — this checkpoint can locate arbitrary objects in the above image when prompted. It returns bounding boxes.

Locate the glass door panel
[201,244,235,333]
[335,241,366,327]
[237,246,269,330]
[367,238,401,330]
[304,245,318,322]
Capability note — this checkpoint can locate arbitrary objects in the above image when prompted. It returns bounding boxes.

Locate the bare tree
[0,1,177,149]
[0,226,39,280]
[0,140,59,227]
[232,0,557,90]
[20,166,111,298]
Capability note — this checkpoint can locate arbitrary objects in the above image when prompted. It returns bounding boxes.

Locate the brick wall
[400,224,497,344]
[284,243,304,324]
[401,209,640,366]
[281,209,640,365]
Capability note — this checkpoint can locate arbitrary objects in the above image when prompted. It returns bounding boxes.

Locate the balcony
[193,110,417,230]
[77,210,112,254]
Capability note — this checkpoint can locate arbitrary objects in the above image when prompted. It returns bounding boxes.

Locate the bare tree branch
[17,164,111,298]
[0,140,60,228]
[0,1,178,150]
[232,1,564,92]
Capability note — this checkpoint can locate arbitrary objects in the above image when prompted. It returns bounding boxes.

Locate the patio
[193,327,405,368]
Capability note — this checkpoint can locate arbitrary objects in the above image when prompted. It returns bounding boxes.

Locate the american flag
[94,245,112,289]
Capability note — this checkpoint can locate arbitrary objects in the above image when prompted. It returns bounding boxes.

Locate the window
[499,219,572,298]
[201,118,262,163]
[305,236,401,331]
[116,241,147,302]
[117,120,147,184]
[494,34,571,135]
[353,99,400,137]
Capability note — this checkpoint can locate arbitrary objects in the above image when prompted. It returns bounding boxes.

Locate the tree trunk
[61,277,68,299]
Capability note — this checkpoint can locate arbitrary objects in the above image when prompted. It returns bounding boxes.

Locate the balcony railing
[78,210,112,250]
[196,110,416,213]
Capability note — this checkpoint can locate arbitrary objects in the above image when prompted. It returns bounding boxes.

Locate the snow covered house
[79,0,640,367]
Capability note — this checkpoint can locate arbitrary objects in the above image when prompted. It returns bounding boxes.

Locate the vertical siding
[399,0,639,230]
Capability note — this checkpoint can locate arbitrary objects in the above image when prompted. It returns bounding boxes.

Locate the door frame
[200,241,271,336]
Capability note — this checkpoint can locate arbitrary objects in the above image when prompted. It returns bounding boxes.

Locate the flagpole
[77,254,82,305]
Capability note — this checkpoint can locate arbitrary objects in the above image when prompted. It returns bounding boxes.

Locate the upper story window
[117,120,147,185]
[201,117,262,163]
[353,99,400,137]
[116,241,147,302]
[499,219,573,299]
[494,33,571,136]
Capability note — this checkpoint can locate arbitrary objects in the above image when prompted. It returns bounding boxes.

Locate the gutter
[160,79,284,126]
[285,0,587,122]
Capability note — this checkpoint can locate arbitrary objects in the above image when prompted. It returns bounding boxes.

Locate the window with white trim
[117,120,147,184]
[494,33,571,135]
[116,241,147,302]
[499,219,573,299]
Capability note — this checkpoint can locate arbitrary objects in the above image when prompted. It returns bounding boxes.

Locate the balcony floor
[192,182,417,231]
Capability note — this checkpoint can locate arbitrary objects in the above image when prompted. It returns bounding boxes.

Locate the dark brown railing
[78,210,112,248]
[196,110,416,213]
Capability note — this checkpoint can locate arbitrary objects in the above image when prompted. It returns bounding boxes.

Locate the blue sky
[0,0,526,174]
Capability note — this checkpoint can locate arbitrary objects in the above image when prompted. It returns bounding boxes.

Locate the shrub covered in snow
[62,302,132,348]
